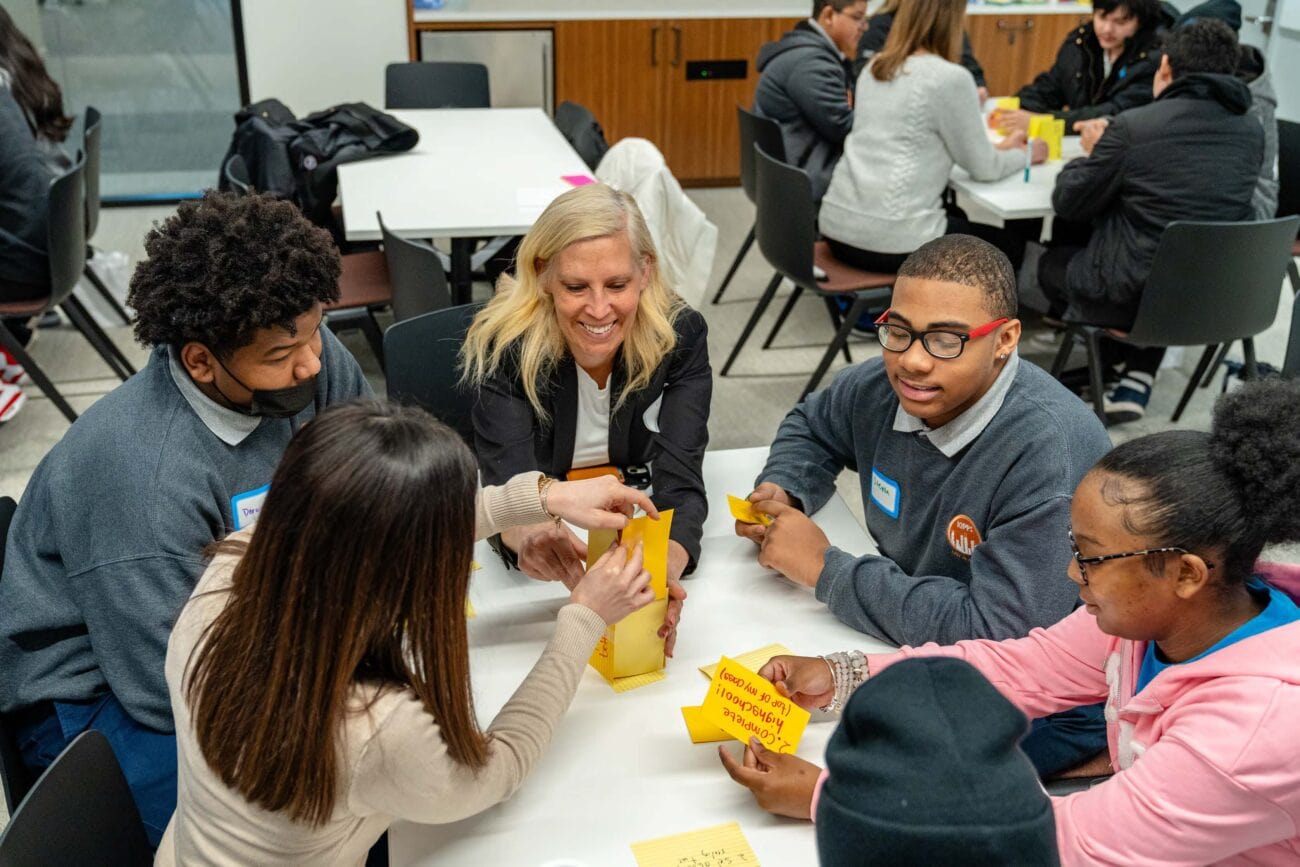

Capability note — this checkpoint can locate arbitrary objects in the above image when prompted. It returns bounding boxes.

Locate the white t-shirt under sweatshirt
[820,53,1025,255]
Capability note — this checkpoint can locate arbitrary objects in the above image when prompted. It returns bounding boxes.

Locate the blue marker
[1024,138,1033,182]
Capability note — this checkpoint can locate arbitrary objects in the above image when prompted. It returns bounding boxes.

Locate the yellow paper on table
[1052,118,1066,160]
[588,510,674,684]
[727,494,773,526]
[700,656,809,754]
[465,560,482,618]
[681,705,732,743]
[699,643,793,679]
[631,822,760,867]
[995,96,1020,111]
[1028,114,1064,161]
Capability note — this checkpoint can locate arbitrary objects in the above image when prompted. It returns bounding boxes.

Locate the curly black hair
[1094,378,1300,585]
[127,191,341,356]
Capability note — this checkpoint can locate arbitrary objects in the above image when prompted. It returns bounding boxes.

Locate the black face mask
[212,355,318,419]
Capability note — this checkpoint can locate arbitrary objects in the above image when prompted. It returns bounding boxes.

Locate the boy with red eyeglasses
[738,234,1112,777]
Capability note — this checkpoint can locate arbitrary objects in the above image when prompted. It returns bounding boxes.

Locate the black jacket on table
[1050,73,1263,327]
[855,14,986,88]
[1016,12,1173,128]
[473,307,712,572]
[754,22,855,202]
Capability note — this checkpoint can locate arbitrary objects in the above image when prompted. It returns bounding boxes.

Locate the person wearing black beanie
[817,657,1058,866]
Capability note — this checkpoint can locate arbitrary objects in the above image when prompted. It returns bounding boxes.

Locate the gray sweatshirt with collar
[758,356,1110,646]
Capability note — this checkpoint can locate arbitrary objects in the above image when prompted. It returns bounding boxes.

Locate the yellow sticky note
[465,599,476,619]
[586,528,618,571]
[699,656,810,755]
[610,670,668,693]
[995,96,1020,111]
[631,822,760,867]
[727,495,772,526]
[589,598,668,681]
[699,644,792,680]
[620,509,674,598]
[681,705,732,743]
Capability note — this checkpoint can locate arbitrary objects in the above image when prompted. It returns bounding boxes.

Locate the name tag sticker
[230,484,270,531]
[869,467,900,519]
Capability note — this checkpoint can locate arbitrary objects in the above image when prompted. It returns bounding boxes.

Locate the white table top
[337,108,591,242]
[949,134,1086,221]
[389,447,888,866]
[412,0,1093,22]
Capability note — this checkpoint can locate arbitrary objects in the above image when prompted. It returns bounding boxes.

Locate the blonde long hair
[460,184,683,422]
[870,0,965,82]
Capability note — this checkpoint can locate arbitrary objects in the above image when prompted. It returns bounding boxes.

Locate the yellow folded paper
[995,96,1020,111]
[609,669,667,693]
[699,643,792,679]
[727,494,773,526]
[631,822,760,867]
[699,655,810,755]
[588,511,674,683]
[681,705,732,743]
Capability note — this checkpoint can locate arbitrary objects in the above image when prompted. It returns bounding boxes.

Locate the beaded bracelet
[818,650,868,713]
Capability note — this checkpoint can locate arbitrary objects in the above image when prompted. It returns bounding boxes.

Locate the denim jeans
[1021,702,1109,778]
[12,692,176,848]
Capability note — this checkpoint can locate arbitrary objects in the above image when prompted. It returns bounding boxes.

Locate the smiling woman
[460,184,712,655]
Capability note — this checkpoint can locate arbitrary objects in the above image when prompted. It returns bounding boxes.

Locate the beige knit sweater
[156,473,607,866]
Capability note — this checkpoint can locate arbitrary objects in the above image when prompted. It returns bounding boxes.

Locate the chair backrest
[385,62,490,110]
[82,106,102,240]
[46,152,87,306]
[0,730,151,866]
[223,153,252,196]
[378,212,451,324]
[1126,217,1300,347]
[1277,119,1299,224]
[0,495,34,818]
[384,302,486,445]
[753,146,818,290]
[737,106,785,206]
[553,101,609,171]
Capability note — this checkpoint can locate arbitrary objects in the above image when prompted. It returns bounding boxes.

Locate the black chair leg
[1242,337,1258,379]
[821,297,853,365]
[1173,344,1218,423]
[1050,326,1078,377]
[761,286,803,349]
[1288,259,1299,296]
[711,225,755,305]
[0,322,77,423]
[721,273,783,376]
[1084,329,1107,423]
[361,310,386,373]
[1198,342,1230,389]
[59,296,135,381]
[83,261,132,325]
[802,294,868,401]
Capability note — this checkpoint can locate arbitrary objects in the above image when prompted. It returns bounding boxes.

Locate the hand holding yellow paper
[727,494,772,526]
[1028,113,1064,161]
[699,655,810,754]
[588,510,674,686]
[631,822,760,867]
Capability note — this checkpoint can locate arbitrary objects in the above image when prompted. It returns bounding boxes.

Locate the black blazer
[473,308,712,571]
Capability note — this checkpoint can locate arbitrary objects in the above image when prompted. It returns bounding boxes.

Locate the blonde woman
[461,184,711,656]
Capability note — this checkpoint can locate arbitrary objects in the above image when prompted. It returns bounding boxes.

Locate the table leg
[450,238,474,306]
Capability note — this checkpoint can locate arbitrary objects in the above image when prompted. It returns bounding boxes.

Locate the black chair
[1049,217,1300,423]
[1277,119,1299,294]
[721,147,894,400]
[0,730,151,866]
[384,302,486,445]
[0,152,138,423]
[222,152,253,195]
[384,62,490,110]
[0,496,34,818]
[380,213,451,324]
[80,106,132,326]
[711,107,786,306]
[553,101,609,171]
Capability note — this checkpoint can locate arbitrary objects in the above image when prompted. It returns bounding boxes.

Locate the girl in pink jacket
[727,378,1300,866]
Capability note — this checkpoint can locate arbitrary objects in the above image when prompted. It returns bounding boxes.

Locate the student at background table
[994,0,1172,136]
[735,378,1300,867]
[819,0,1045,276]
[0,191,371,846]
[462,183,711,657]
[1038,20,1263,424]
[754,0,866,202]
[159,401,658,865]
[856,0,989,103]
[736,234,1112,777]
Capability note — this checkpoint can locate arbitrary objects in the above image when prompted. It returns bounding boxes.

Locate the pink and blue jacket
[863,562,1300,866]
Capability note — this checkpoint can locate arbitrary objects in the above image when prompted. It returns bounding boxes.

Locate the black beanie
[816,658,1059,867]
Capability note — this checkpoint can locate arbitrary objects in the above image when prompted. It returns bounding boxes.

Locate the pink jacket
[865,562,1300,866]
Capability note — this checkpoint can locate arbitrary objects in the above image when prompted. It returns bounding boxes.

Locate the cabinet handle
[671,25,682,67]
[650,25,661,66]
[995,18,1034,46]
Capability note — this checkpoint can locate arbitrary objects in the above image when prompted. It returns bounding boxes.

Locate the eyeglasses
[1068,530,1213,585]
[873,310,1008,360]
[840,10,869,28]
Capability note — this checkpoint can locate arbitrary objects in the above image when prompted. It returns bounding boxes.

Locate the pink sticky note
[562,174,597,186]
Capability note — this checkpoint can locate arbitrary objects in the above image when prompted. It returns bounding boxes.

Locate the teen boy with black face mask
[0,191,370,846]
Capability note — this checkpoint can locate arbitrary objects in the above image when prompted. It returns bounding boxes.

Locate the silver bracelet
[818,650,868,713]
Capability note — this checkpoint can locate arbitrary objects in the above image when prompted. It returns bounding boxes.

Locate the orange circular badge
[947,515,982,560]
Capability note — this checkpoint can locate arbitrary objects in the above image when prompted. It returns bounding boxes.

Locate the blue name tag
[230,483,270,531]
[869,467,901,519]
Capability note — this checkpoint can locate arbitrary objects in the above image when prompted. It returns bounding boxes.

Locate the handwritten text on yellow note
[727,495,772,526]
[700,656,810,754]
[631,822,760,867]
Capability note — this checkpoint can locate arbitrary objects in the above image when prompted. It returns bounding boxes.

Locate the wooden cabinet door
[967,13,1088,97]
[657,17,797,184]
[554,19,665,150]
